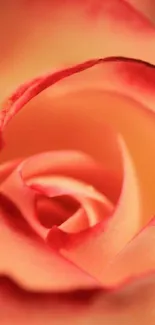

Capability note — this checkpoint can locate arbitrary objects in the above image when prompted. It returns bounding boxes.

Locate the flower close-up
[1,1,155,324]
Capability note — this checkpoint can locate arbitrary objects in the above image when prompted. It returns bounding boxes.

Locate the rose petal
[47,137,142,281]
[1,275,155,324]
[45,57,155,219]
[29,174,113,226]
[0,207,98,292]
[100,218,155,286]
[36,195,81,229]
[59,208,89,233]
[0,150,114,236]
[126,0,155,22]
[22,150,121,204]
[1,0,155,100]
[0,159,22,183]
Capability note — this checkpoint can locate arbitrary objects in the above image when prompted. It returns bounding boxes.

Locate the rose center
[36,194,80,228]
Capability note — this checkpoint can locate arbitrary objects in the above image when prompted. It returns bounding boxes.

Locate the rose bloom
[1,1,155,324]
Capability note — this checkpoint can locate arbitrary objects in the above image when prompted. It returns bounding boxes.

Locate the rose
[1,1,155,324]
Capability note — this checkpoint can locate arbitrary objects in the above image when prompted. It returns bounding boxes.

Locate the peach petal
[59,208,89,233]
[0,165,48,239]
[1,0,155,101]
[45,58,155,217]
[0,209,98,292]
[0,150,113,236]
[126,0,155,22]
[47,138,142,280]
[36,195,81,229]
[52,57,155,112]
[29,175,113,227]
[1,57,155,128]
[0,59,106,129]
[0,159,22,183]
[1,275,155,324]
[25,57,155,221]
[100,218,155,286]
[22,150,121,203]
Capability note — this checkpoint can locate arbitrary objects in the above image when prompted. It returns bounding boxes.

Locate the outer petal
[1,0,155,100]
[100,218,155,286]
[0,159,22,183]
[126,0,155,22]
[1,275,155,324]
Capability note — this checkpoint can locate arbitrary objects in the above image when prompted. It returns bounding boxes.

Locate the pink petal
[29,175,113,226]
[0,206,98,292]
[1,275,155,324]
[0,150,114,236]
[126,0,155,22]
[47,138,142,279]
[1,0,155,100]
[100,218,155,286]
[22,150,121,204]
[45,57,155,219]
[59,208,89,233]
[36,195,81,229]
[0,159,22,183]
